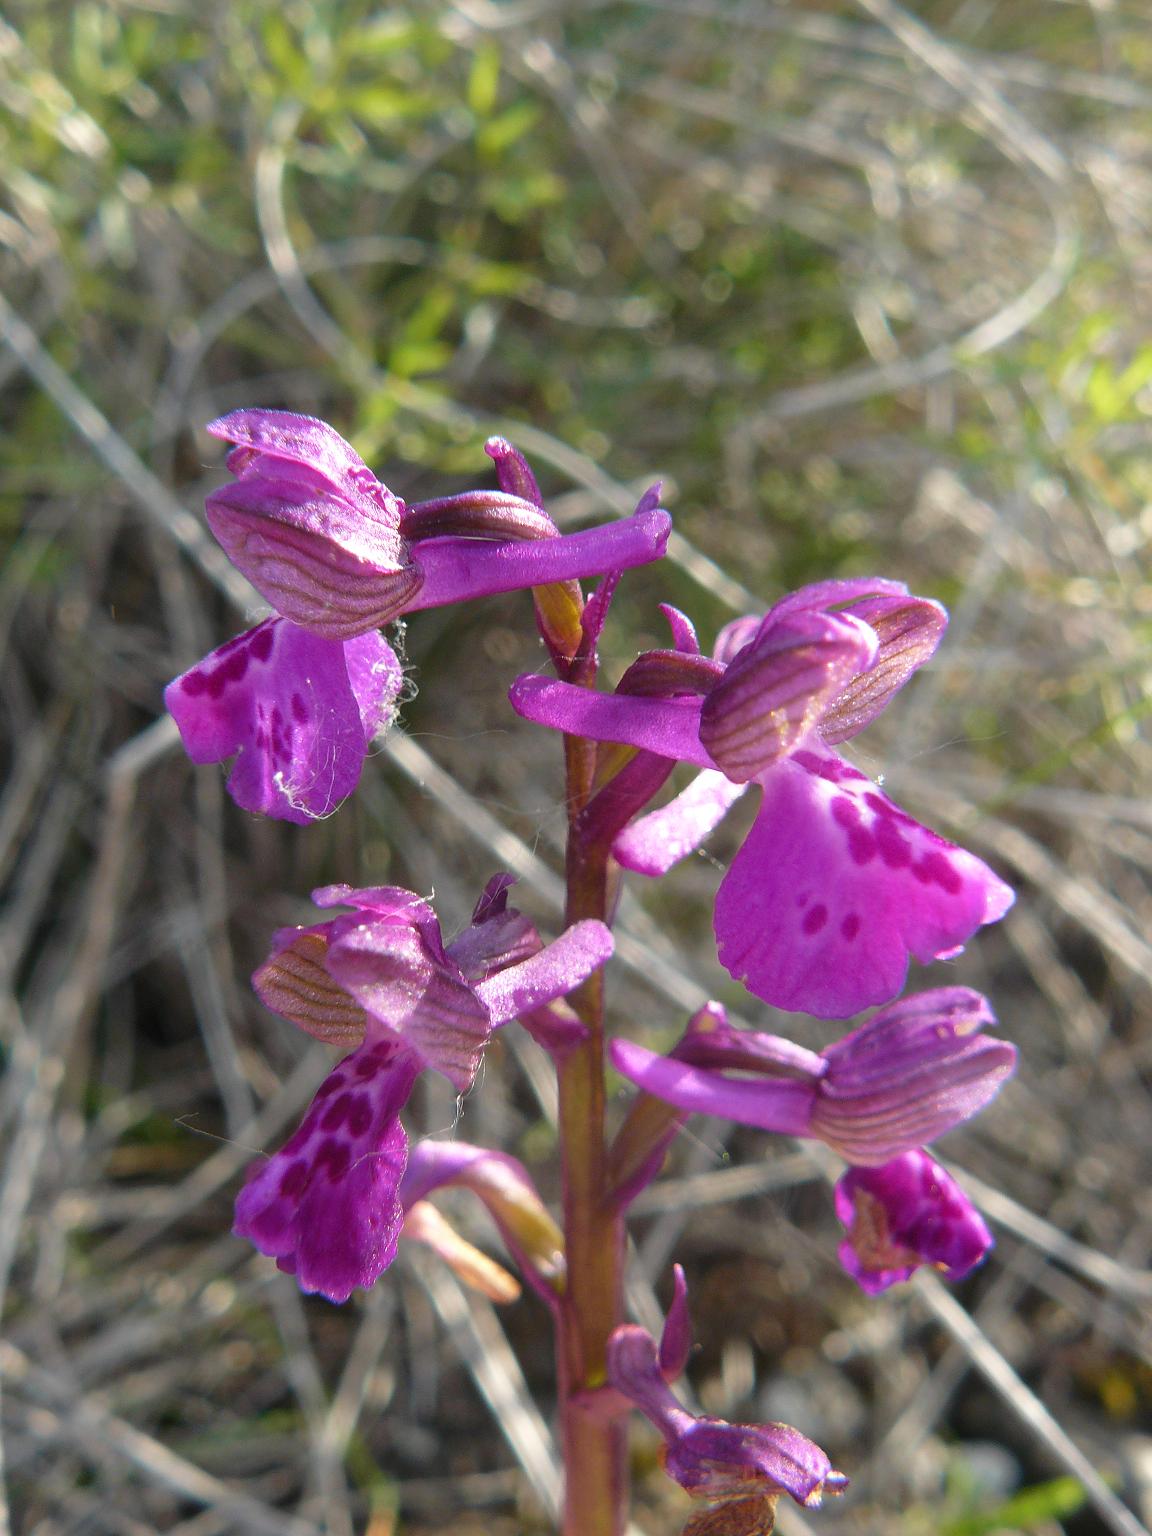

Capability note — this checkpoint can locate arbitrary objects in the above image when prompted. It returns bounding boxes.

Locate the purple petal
[205,477,420,640]
[699,610,878,781]
[713,614,762,665]
[714,747,1015,1018]
[819,594,948,744]
[666,1419,848,1507]
[233,1037,418,1302]
[343,630,404,740]
[404,504,671,612]
[608,1326,846,1507]
[814,989,1016,1164]
[509,676,711,764]
[165,619,395,823]
[400,490,557,543]
[613,769,747,877]
[476,920,613,1025]
[325,918,490,1092]
[835,1149,993,1292]
[208,410,403,525]
[764,576,910,624]
[253,926,369,1046]
[611,1040,815,1135]
[445,875,542,982]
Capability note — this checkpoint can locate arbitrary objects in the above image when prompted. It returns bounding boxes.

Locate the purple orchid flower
[608,1318,847,1520]
[233,876,612,1301]
[166,410,671,822]
[835,1148,993,1293]
[510,579,1014,1018]
[611,988,1015,1169]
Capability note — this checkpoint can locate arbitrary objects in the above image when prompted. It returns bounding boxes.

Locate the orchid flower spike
[233,876,612,1301]
[510,579,1014,1017]
[608,1317,847,1531]
[835,1148,994,1292]
[612,987,1015,1169]
[166,410,671,821]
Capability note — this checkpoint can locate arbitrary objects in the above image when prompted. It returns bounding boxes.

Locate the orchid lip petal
[613,769,747,877]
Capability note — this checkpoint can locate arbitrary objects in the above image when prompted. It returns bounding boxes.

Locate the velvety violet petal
[658,1264,692,1381]
[253,926,369,1046]
[819,594,948,745]
[700,610,878,781]
[660,603,701,655]
[233,1037,418,1302]
[205,477,420,640]
[325,919,490,1092]
[484,435,543,505]
[403,505,671,611]
[445,875,541,983]
[714,747,1015,1018]
[165,619,376,824]
[611,1040,815,1135]
[475,920,613,1025]
[208,410,403,526]
[813,988,1016,1164]
[613,769,747,877]
[835,1150,993,1292]
[509,676,712,764]
[343,630,403,742]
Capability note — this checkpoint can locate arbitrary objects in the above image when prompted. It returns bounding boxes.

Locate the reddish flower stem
[555,765,628,1536]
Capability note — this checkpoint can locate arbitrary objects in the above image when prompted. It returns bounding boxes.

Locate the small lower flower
[234,878,612,1300]
[835,1148,993,1292]
[608,1322,847,1526]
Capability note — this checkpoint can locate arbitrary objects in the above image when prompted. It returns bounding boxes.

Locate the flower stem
[556,812,627,1536]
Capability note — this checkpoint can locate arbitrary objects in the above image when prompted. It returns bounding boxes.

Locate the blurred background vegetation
[2,2,1151,1534]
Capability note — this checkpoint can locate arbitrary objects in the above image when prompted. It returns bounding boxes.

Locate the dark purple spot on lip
[249,622,276,663]
[180,669,208,696]
[313,1074,343,1099]
[345,1095,372,1138]
[802,903,828,935]
[321,1093,352,1131]
[315,1139,351,1183]
[217,649,249,686]
[841,913,861,941]
[278,1159,310,1199]
[831,795,861,828]
[353,1054,378,1079]
[846,826,877,866]
[913,850,963,894]
[875,816,912,869]
[291,692,309,725]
